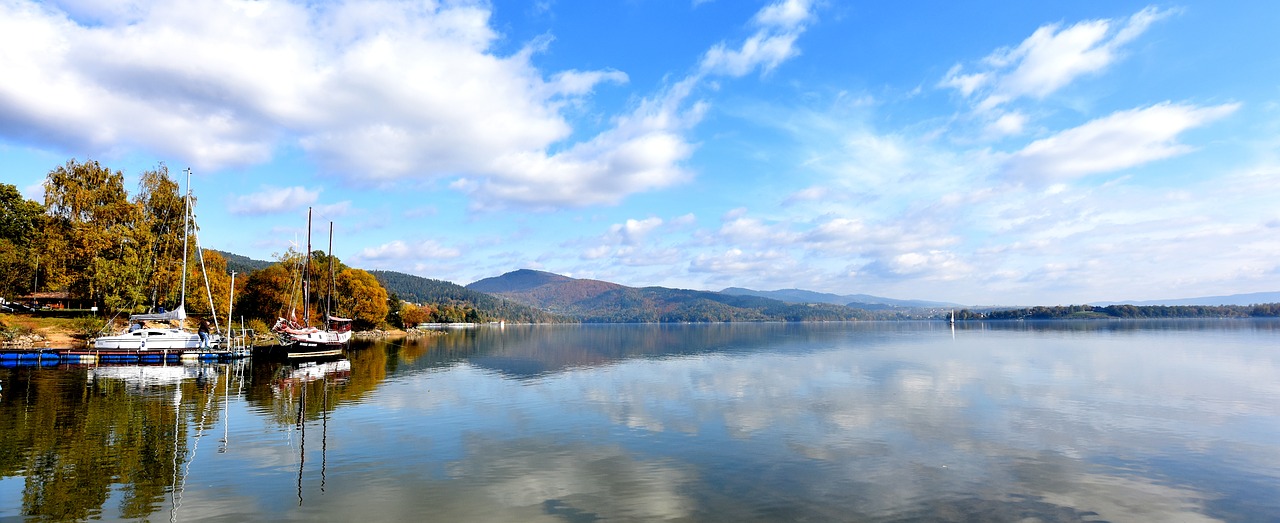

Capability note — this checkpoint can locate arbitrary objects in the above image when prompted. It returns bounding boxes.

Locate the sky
[2,0,1278,306]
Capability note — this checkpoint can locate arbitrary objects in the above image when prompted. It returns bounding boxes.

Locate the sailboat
[91,169,225,352]
[269,209,352,359]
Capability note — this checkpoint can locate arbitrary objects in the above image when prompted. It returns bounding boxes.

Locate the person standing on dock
[198,320,210,349]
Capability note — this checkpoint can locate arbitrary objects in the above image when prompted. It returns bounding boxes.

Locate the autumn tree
[184,249,233,325]
[334,268,389,330]
[40,159,145,310]
[236,263,295,324]
[399,302,432,327]
[134,163,189,311]
[0,183,45,299]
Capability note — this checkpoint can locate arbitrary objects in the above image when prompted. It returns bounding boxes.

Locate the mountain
[1090,291,1280,307]
[467,270,887,322]
[720,287,962,309]
[468,269,626,311]
[371,270,570,323]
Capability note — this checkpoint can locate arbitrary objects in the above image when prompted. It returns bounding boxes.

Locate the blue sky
[2,0,1277,305]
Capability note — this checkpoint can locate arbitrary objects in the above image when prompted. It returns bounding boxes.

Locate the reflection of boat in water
[88,364,220,389]
[275,359,352,390]
[270,358,347,505]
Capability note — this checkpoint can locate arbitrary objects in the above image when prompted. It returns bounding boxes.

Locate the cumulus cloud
[0,0,815,211]
[1004,102,1239,181]
[689,248,792,275]
[453,85,703,209]
[608,217,664,246]
[229,185,320,215]
[699,0,813,77]
[860,250,969,279]
[358,239,461,261]
[941,6,1174,111]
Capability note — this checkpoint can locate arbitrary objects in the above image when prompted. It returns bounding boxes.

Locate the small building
[16,291,93,310]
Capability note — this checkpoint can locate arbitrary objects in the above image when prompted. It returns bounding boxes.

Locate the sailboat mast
[179,168,191,313]
[326,221,334,321]
[304,208,312,325]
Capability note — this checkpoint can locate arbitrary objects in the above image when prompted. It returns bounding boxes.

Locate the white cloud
[229,186,320,215]
[0,0,815,211]
[986,111,1028,137]
[718,216,793,245]
[753,0,813,30]
[669,213,697,227]
[314,200,353,218]
[689,248,791,275]
[357,239,461,261]
[0,1,633,208]
[941,7,1173,111]
[608,217,664,246]
[862,250,969,279]
[1004,102,1239,181]
[698,0,812,77]
[784,185,829,205]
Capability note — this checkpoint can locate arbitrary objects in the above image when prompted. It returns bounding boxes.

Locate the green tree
[0,183,45,298]
[134,163,189,310]
[41,159,143,310]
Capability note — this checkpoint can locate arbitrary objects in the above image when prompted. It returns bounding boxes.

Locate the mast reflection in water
[272,358,350,505]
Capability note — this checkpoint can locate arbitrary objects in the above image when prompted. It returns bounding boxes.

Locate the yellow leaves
[335,268,389,328]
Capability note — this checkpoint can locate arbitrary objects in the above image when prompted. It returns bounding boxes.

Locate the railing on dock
[222,328,255,358]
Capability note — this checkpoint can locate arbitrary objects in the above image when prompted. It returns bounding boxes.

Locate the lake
[2,320,1278,522]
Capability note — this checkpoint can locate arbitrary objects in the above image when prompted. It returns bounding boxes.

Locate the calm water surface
[1,321,1278,522]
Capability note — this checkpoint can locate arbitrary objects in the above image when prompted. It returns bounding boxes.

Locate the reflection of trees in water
[0,364,233,520]
[336,324,918,381]
[955,318,1280,334]
[411,324,866,379]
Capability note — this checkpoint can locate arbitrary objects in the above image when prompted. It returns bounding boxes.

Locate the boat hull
[91,328,222,350]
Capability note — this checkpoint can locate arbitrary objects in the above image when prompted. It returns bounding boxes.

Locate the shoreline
[2,312,434,351]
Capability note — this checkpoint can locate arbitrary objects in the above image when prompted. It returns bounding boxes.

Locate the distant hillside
[469,269,626,310]
[371,269,570,323]
[720,287,962,309]
[467,270,888,323]
[213,250,273,275]
[1090,291,1280,307]
[468,269,578,293]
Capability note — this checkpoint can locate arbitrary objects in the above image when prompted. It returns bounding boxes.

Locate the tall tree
[41,159,142,309]
[134,163,189,310]
[236,263,294,324]
[0,184,45,298]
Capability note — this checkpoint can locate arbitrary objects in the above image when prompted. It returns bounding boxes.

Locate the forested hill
[465,269,883,323]
[370,270,571,323]
[213,250,272,276]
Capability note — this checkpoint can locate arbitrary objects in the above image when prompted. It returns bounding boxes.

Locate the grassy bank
[1,313,88,348]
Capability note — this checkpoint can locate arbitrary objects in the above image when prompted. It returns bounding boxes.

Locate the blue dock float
[0,348,245,367]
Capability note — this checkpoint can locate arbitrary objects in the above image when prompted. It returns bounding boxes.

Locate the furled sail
[128,304,187,322]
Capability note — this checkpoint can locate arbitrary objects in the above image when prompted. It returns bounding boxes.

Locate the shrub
[70,315,107,339]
